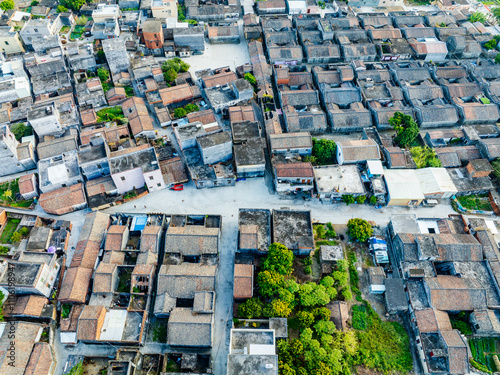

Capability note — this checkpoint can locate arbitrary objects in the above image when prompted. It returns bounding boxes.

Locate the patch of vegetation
[57,4,68,12]
[60,0,85,11]
[450,311,473,335]
[10,123,33,141]
[457,194,493,212]
[469,338,497,374]
[152,321,168,343]
[0,246,9,254]
[123,189,137,200]
[0,0,14,11]
[177,4,186,21]
[70,25,85,40]
[162,57,190,83]
[59,26,71,34]
[61,303,72,319]
[0,218,20,244]
[96,106,125,123]
[124,86,134,97]
[469,11,487,24]
[410,146,442,168]
[390,111,419,148]
[347,218,373,243]
[66,361,84,375]
[304,138,336,165]
[173,103,199,118]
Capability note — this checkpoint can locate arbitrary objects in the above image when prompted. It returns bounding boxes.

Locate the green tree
[311,138,336,165]
[30,0,39,5]
[369,195,377,205]
[493,158,500,178]
[56,4,68,12]
[315,224,325,239]
[314,320,336,335]
[162,57,190,74]
[10,123,32,141]
[342,195,355,206]
[10,231,21,243]
[244,72,257,86]
[484,39,498,51]
[96,50,106,64]
[19,227,29,236]
[495,7,500,23]
[263,299,292,317]
[262,242,294,275]
[257,270,284,297]
[297,310,315,327]
[0,0,14,10]
[342,289,352,301]
[238,297,262,319]
[347,218,373,242]
[313,307,331,321]
[97,67,109,83]
[75,15,87,26]
[174,107,187,118]
[184,103,199,113]
[298,282,331,307]
[164,68,177,83]
[356,195,366,204]
[390,111,419,147]
[60,0,85,11]
[469,11,487,24]
[496,54,500,65]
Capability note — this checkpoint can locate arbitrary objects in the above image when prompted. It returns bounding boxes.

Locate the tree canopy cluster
[347,218,373,243]
[162,58,190,83]
[389,111,419,148]
[307,138,336,165]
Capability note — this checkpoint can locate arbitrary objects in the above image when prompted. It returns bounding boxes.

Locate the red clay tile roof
[234,264,253,299]
[39,183,87,215]
[77,305,106,341]
[7,295,47,318]
[18,173,35,195]
[60,304,84,332]
[203,71,237,88]
[24,342,53,375]
[129,114,154,136]
[228,106,255,124]
[275,162,314,178]
[187,109,217,125]
[159,84,198,106]
[59,267,93,303]
[159,157,188,186]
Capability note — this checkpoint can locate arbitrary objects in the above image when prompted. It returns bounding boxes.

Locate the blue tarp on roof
[131,216,148,231]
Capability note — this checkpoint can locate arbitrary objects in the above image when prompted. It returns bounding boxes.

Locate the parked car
[170,184,184,191]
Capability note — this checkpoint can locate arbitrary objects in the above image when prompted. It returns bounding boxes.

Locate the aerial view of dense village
[4,0,500,373]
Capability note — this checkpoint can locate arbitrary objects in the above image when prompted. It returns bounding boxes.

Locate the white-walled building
[109,145,165,194]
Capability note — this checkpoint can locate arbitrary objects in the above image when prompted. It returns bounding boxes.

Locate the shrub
[347,218,374,242]
[390,111,419,147]
[97,67,109,83]
[352,306,368,330]
[356,195,366,204]
[0,0,14,11]
[262,243,294,276]
[57,4,68,12]
[184,103,199,113]
[244,73,257,86]
[10,231,21,243]
[297,310,315,327]
[304,265,311,274]
[315,225,325,239]
[369,195,377,205]
[342,195,355,206]
[311,138,336,165]
[174,108,187,118]
[0,246,8,254]
[19,227,29,236]
[238,297,262,319]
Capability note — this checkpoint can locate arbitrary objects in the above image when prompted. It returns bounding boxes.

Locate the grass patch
[356,303,413,373]
[96,106,125,123]
[59,26,70,34]
[457,194,493,211]
[0,218,20,244]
